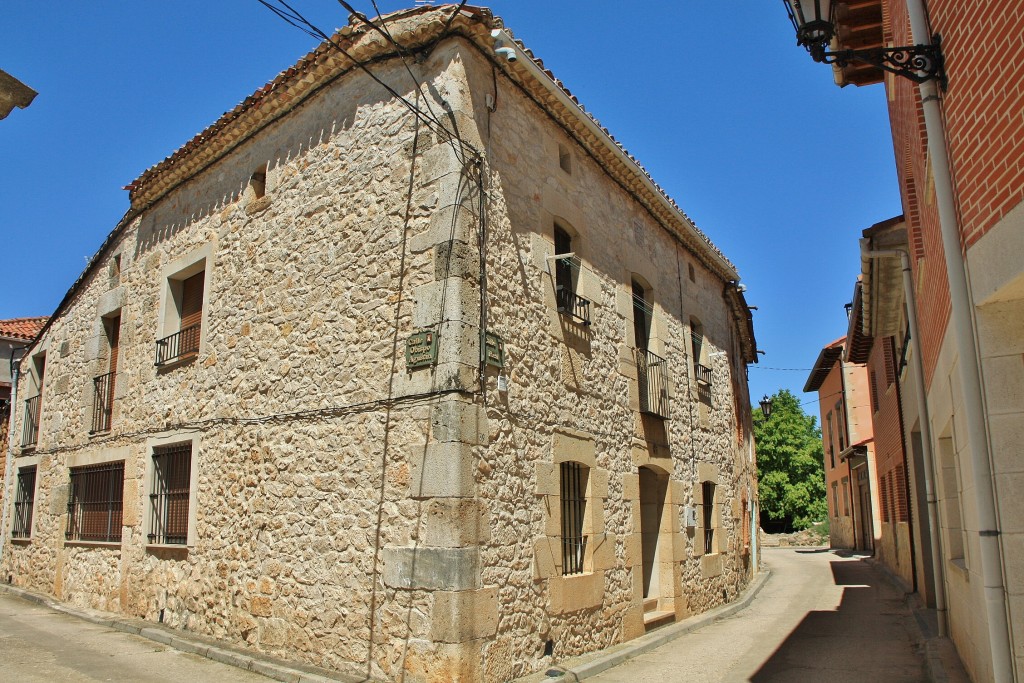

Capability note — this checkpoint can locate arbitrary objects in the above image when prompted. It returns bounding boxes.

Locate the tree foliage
[753,389,827,531]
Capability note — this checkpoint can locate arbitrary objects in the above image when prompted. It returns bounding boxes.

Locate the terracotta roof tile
[0,317,48,341]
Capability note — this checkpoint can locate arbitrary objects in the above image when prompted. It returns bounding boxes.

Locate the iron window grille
[155,323,201,367]
[66,461,124,543]
[702,481,716,555]
[560,461,587,576]
[21,394,41,448]
[694,362,712,386]
[91,371,116,433]
[12,466,37,539]
[148,443,192,545]
[635,348,670,419]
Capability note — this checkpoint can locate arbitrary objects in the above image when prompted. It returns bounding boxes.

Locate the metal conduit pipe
[861,245,947,636]
[905,1,1014,678]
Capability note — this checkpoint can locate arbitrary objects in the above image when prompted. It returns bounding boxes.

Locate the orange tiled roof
[0,317,47,341]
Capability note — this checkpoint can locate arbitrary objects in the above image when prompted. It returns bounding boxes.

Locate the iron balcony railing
[636,348,670,419]
[556,285,592,326]
[155,324,200,367]
[21,394,41,448]
[91,371,116,433]
[694,362,713,386]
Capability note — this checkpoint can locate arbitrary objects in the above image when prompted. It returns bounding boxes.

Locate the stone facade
[1,7,759,681]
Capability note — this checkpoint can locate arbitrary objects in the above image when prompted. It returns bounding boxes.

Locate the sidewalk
[0,583,361,683]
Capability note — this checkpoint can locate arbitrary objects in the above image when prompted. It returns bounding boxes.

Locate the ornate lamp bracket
[812,34,947,90]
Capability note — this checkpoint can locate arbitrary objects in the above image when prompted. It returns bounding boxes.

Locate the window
[553,225,589,325]
[880,472,891,522]
[560,461,587,575]
[249,165,267,199]
[148,443,193,545]
[66,461,124,543]
[156,265,205,367]
[632,279,651,352]
[21,353,45,448]
[632,279,668,418]
[702,481,716,554]
[12,466,37,539]
[92,314,120,433]
[894,465,908,522]
[557,143,572,174]
[841,477,850,516]
[826,412,835,469]
[835,401,846,452]
[831,482,839,518]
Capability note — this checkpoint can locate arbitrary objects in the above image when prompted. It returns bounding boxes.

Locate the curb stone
[518,567,773,683]
[0,583,360,683]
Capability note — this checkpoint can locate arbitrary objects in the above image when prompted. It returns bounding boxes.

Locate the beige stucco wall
[2,36,757,682]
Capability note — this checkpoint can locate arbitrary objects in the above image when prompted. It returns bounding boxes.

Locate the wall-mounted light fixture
[782,0,946,88]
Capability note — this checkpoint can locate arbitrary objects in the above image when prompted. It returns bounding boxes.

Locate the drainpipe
[0,351,25,562]
[909,1,1011,679]
[905,2,1012,677]
[861,245,947,636]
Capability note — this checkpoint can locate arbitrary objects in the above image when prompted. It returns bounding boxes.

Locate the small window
[826,412,835,469]
[110,254,122,285]
[560,461,588,575]
[702,480,716,554]
[841,477,850,516]
[632,279,651,352]
[12,466,37,539]
[148,443,193,546]
[66,461,125,543]
[558,143,572,174]
[21,353,45,449]
[92,314,120,433]
[688,262,695,282]
[156,267,205,367]
[553,225,589,325]
[249,165,267,199]
[831,482,839,518]
[835,401,846,452]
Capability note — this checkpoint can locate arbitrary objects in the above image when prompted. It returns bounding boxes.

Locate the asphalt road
[0,592,269,683]
[589,547,930,682]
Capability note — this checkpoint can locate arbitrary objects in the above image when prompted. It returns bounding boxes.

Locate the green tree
[753,389,827,531]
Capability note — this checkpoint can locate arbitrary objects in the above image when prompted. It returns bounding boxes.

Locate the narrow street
[0,591,270,683]
[588,547,933,682]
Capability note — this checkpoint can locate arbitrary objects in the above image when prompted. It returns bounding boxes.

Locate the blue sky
[0,1,900,408]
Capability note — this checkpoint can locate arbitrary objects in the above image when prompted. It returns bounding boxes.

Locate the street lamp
[759,395,773,419]
[782,0,946,88]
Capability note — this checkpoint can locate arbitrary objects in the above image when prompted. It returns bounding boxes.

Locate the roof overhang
[803,339,844,393]
[844,279,872,364]
[831,0,886,88]
[840,441,870,467]
[724,282,758,364]
[0,69,37,120]
[859,216,908,339]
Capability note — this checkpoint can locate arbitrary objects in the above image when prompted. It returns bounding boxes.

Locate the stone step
[643,609,675,631]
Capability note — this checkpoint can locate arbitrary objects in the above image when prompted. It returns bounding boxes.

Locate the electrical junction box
[684,505,697,528]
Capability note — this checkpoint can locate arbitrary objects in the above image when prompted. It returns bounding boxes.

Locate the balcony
[556,285,591,326]
[91,371,116,433]
[635,348,670,419]
[155,324,200,367]
[21,394,40,448]
[694,362,712,386]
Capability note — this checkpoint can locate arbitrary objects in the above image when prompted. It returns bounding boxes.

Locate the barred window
[12,466,37,539]
[702,481,716,554]
[149,443,192,545]
[67,461,124,543]
[560,461,587,576]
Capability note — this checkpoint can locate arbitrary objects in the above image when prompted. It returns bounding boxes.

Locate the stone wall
[2,32,757,683]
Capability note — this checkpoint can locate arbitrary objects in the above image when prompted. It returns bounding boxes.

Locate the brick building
[817,1,1024,679]
[0,6,760,681]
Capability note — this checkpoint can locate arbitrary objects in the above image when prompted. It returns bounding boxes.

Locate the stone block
[669,480,686,506]
[590,500,605,535]
[96,287,123,318]
[411,202,476,252]
[592,533,615,571]
[122,479,139,526]
[382,546,480,591]
[621,473,639,500]
[409,442,476,498]
[434,240,479,283]
[412,279,480,327]
[672,533,687,562]
[430,588,498,643]
[431,398,487,445]
[591,469,609,498]
[433,321,480,369]
[700,552,723,578]
[535,462,559,496]
[422,499,490,547]
[621,605,645,641]
[548,570,604,615]
[533,536,559,580]
[403,637,484,683]
[623,533,641,567]
[697,462,719,484]
[551,429,595,467]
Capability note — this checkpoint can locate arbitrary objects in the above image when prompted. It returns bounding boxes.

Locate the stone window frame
[533,430,611,615]
[10,454,41,541]
[693,463,724,577]
[156,242,215,369]
[20,349,47,451]
[144,432,201,550]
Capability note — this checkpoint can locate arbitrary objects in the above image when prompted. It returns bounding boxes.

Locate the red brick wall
[869,338,909,520]
[884,1,1024,387]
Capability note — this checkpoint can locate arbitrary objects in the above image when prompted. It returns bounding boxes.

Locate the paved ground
[588,548,934,682]
[0,591,269,682]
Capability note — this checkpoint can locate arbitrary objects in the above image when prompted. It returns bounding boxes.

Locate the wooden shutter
[180,271,205,332]
[107,315,121,374]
